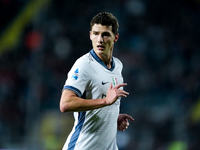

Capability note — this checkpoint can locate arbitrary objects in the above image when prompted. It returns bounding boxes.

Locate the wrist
[102,97,111,106]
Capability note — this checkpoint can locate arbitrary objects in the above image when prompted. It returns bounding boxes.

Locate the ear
[89,31,92,40]
[114,33,119,42]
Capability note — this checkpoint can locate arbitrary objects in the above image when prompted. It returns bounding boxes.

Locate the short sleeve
[63,56,90,97]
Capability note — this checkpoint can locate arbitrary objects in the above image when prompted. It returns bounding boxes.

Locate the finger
[120,93,129,98]
[122,124,128,131]
[119,126,124,131]
[117,90,129,97]
[122,121,128,129]
[127,116,134,121]
[121,90,129,96]
[118,125,123,131]
[125,121,129,130]
[114,83,127,89]
[124,114,134,121]
[108,83,113,90]
[126,121,129,127]
[120,125,125,132]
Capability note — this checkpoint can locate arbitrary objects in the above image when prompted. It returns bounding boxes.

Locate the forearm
[60,90,108,112]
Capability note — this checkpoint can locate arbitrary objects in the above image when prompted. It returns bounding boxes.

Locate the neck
[102,55,112,68]
[98,50,113,69]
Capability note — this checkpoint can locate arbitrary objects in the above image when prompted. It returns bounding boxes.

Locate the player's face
[90,24,119,59]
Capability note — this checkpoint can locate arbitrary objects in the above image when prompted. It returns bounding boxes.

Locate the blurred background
[0,0,200,149]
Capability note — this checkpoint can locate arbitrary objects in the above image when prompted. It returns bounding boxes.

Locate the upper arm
[60,90,78,113]
[60,56,91,112]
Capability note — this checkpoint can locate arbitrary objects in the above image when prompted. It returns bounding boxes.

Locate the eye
[102,32,111,37]
[93,32,98,35]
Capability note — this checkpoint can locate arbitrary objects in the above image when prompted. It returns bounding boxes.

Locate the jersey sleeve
[63,56,90,97]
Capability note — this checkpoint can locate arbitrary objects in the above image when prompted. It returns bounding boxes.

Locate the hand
[117,114,134,132]
[104,83,129,105]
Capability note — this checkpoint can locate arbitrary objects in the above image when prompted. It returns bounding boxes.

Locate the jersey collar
[90,49,115,71]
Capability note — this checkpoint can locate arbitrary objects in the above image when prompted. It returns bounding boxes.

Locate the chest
[88,64,123,94]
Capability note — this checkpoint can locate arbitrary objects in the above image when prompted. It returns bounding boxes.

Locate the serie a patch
[71,68,79,80]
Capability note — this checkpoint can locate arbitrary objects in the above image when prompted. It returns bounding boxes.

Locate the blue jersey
[62,49,123,150]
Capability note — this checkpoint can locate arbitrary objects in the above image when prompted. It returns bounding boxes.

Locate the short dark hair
[90,12,119,35]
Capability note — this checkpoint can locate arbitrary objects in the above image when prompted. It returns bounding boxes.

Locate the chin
[94,49,104,53]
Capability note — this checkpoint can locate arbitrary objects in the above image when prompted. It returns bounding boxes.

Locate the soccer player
[60,12,134,150]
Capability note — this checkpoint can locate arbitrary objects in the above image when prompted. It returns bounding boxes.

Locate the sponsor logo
[102,81,109,85]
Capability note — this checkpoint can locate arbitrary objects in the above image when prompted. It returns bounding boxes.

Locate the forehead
[91,24,113,33]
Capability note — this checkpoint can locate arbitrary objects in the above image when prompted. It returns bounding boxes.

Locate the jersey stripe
[90,49,115,71]
[67,111,86,150]
[63,85,82,97]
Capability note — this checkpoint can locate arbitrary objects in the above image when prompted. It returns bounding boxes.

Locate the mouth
[97,45,105,50]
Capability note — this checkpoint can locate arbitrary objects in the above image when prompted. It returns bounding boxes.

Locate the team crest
[71,68,79,80]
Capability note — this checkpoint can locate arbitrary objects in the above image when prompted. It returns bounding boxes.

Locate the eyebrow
[92,30,111,35]
[92,31,98,33]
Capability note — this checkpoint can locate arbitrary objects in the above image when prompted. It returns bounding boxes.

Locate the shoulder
[70,52,92,76]
[73,52,91,68]
[113,56,123,69]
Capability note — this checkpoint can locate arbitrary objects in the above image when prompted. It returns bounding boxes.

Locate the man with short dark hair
[60,12,134,150]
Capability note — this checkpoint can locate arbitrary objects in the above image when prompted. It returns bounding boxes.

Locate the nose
[97,35,103,43]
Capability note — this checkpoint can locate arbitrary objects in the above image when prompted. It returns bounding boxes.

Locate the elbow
[60,106,66,113]
[60,102,70,113]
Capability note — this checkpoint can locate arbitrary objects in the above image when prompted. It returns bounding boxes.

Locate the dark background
[0,0,200,149]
